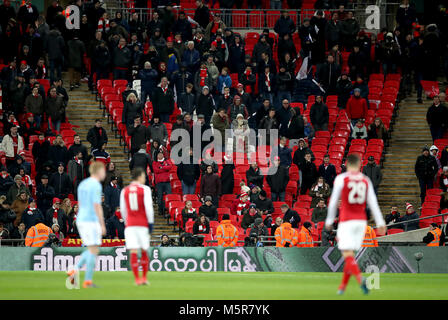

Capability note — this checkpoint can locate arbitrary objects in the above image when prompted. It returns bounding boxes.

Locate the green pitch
[1,271,448,300]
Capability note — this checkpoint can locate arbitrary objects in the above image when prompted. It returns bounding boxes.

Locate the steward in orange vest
[297,222,314,247]
[424,223,442,247]
[362,225,378,247]
[25,223,53,247]
[216,216,239,247]
[274,222,298,247]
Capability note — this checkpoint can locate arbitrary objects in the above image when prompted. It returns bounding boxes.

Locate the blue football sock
[76,250,90,270]
[85,251,97,282]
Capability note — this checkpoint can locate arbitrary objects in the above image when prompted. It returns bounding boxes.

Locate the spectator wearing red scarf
[346,88,368,125]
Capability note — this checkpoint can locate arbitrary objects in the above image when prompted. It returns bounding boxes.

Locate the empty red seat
[250,11,264,28]
[233,10,248,28]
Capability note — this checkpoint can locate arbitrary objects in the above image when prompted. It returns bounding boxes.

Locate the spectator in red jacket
[346,88,368,125]
[152,151,172,215]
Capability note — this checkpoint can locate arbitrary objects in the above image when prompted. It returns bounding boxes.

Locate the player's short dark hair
[132,167,146,180]
[346,154,361,166]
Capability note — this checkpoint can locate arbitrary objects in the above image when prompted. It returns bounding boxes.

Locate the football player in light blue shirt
[67,162,106,288]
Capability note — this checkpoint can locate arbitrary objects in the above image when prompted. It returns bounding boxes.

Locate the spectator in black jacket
[21,198,44,231]
[301,152,318,194]
[362,156,382,194]
[128,116,149,155]
[426,95,448,142]
[316,55,341,95]
[45,197,67,235]
[177,148,201,194]
[177,83,196,114]
[281,204,300,228]
[325,12,341,50]
[415,146,439,204]
[0,167,14,197]
[107,208,125,239]
[68,135,88,163]
[32,133,51,171]
[122,92,143,132]
[293,138,315,170]
[104,176,121,213]
[112,37,132,80]
[199,197,218,221]
[254,190,274,215]
[48,135,69,167]
[318,155,337,187]
[129,145,151,184]
[152,77,175,123]
[395,203,420,231]
[335,71,353,109]
[310,95,329,132]
[49,163,72,200]
[220,154,234,195]
[266,157,289,201]
[36,175,55,215]
[274,11,296,37]
[246,163,264,188]
[194,0,210,30]
[87,119,108,151]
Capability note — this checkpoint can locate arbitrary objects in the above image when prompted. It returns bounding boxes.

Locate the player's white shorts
[77,221,102,246]
[336,220,367,251]
[125,226,150,250]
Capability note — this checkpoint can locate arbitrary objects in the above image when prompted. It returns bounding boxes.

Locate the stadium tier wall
[1,247,448,273]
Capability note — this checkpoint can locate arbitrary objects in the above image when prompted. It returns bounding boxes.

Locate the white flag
[296,56,309,80]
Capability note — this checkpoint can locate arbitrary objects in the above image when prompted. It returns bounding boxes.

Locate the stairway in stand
[64,79,176,236]
[378,93,434,213]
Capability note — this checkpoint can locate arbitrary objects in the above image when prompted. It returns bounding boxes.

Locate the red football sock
[346,256,362,284]
[140,251,149,280]
[339,261,351,290]
[130,252,140,281]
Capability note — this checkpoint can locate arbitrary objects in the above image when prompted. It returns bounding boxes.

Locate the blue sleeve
[92,182,102,205]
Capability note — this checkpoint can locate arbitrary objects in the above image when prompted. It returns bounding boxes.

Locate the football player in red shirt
[325,154,386,295]
[120,168,154,285]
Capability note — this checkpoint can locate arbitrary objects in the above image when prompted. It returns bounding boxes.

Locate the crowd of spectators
[0,0,447,246]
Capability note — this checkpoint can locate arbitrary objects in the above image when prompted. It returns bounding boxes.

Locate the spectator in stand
[429,145,441,170]
[0,126,24,168]
[415,146,439,204]
[193,214,210,235]
[316,55,341,95]
[7,175,30,204]
[0,196,16,234]
[231,192,251,216]
[348,44,367,79]
[318,154,337,187]
[152,77,175,123]
[293,138,314,169]
[440,167,448,192]
[148,115,168,147]
[139,61,158,102]
[277,136,293,168]
[106,208,125,239]
[49,162,72,200]
[335,70,353,109]
[396,203,420,231]
[45,28,65,84]
[309,176,331,208]
[303,116,315,141]
[25,86,44,127]
[220,154,234,195]
[152,151,172,215]
[122,93,143,132]
[385,206,401,226]
[129,144,151,183]
[395,0,417,34]
[181,200,198,230]
[346,88,368,125]
[0,167,14,197]
[310,95,329,132]
[246,163,264,189]
[280,204,300,229]
[36,175,55,215]
[199,196,218,221]
[300,152,318,195]
[183,41,200,74]
[277,99,295,137]
[112,37,131,80]
[254,190,274,215]
[311,198,327,224]
[378,32,400,75]
[44,197,67,235]
[178,83,197,114]
[340,11,360,50]
[241,204,262,230]
[266,156,289,201]
[367,118,388,141]
[87,119,108,151]
[274,11,296,38]
[68,151,85,197]
[32,133,51,172]
[128,116,148,156]
[212,108,230,151]
[46,86,65,133]
[67,33,86,91]
[68,135,88,164]
[426,95,448,142]
[21,197,44,231]
[104,176,121,212]
[177,148,201,195]
[197,86,215,124]
[48,135,69,168]
[352,75,369,99]
[104,162,124,189]
[286,107,305,140]
[194,0,210,30]
[200,165,221,207]
[351,119,368,140]
[92,142,111,166]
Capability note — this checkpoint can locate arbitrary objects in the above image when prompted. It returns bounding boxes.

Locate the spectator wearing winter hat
[231,192,251,216]
[44,197,67,234]
[104,176,121,212]
[199,196,218,221]
[335,70,353,109]
[429,145,441,170]
[6,175,30,204]
[241,203,262,230]
[22,197,44,230]
[346,88,368,126]
[415,146,438,204]
[246,163,264,189]
[254,190,274,215]
[395,203,420,231]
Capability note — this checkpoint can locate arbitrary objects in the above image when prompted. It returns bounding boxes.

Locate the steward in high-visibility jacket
[362,225,378,247]
[424,224,442,247]
[275,222,298,247]
[216,219,239,247]
[25,223,53,247]
[297,223,314,247]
